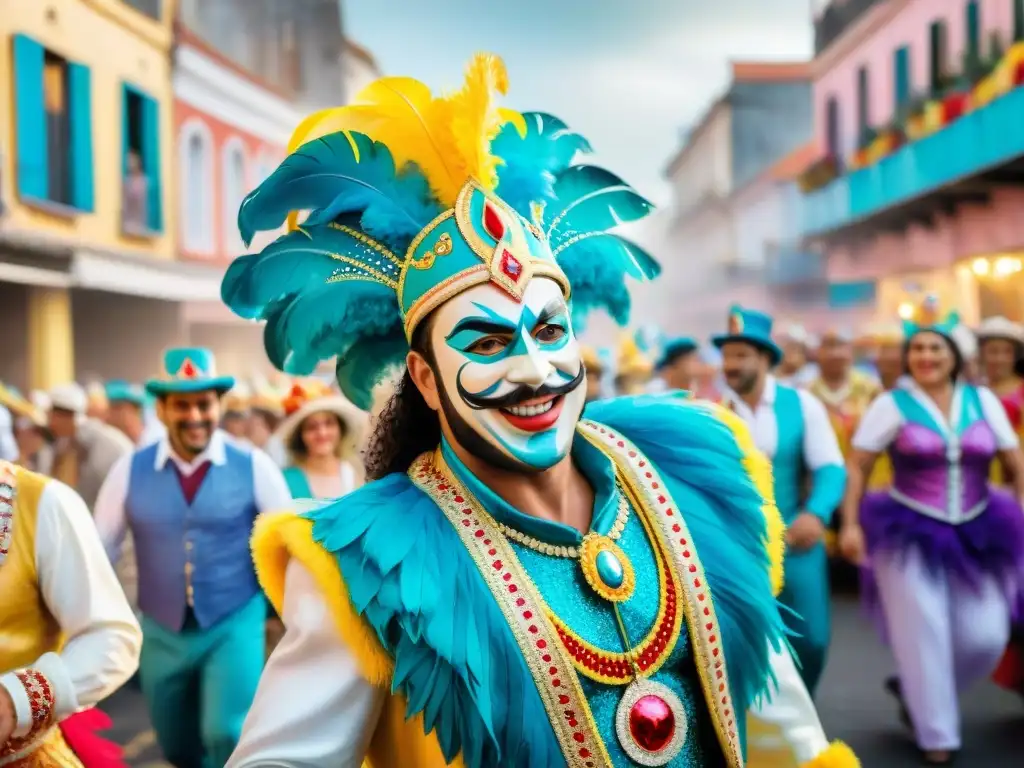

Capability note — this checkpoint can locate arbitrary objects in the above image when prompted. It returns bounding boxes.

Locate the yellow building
[0,0,176,389]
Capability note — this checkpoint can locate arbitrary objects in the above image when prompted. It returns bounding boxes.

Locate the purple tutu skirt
[860,488,1024,632]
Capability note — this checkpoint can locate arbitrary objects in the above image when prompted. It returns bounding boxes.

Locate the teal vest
[771,384,806,524]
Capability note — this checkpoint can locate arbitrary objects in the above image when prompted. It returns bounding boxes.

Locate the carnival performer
[977,316,1024,439]
[92,347,292,768]
[809,329,881,459]
[221,55,856,768]
[0,459,141,766]
[714,306,847,696]
[278,383,367,500]
[775,323,817,389]
[838,302,1024,765]
[652,337,700,394]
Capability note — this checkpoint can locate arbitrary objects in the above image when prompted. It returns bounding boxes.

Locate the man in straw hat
[92,347,291,767]
[713,305,847,697]
[223,55,854,767]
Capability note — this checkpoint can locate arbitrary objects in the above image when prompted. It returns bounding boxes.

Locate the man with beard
[714,306,846,696]
[93,347,291,768]
[222,56,856,768]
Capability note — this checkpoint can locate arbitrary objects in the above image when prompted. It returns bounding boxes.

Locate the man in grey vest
[94,347,291,768]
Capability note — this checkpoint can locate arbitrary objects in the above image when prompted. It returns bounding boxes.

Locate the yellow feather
[442,53,522,191]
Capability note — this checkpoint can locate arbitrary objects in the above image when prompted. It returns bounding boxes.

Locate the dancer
[977,316,1024,444]
[222,55,856,767]
[93,347,292,768]
[839,301,1024,764]
[277,383,367,500]
[0,459,141,765]
[714,305,847,695]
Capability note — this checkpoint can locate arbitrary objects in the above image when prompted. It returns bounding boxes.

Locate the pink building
[804,0,1024,324]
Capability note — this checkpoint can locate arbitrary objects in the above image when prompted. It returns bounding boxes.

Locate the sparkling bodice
[889,419,997,523]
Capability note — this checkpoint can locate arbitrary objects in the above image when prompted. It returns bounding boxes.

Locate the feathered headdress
[222,53,659,410]
[902,295,960,340]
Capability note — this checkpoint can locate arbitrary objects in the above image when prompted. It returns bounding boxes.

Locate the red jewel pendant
[614,678,687,765]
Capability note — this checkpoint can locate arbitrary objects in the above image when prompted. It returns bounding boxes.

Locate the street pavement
[99,595,1022,766]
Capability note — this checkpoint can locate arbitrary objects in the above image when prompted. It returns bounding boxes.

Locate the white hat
[48,383,88,414]
[976,316,1024,345]
[776,323,809,345]
[949,324,978,359]
[275,388,368,461]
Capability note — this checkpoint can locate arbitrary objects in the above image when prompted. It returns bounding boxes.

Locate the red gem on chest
[500,249,522,281]
[629,694,675,753]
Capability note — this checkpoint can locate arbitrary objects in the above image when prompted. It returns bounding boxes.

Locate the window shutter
[893,46,910,111]
[141,94,162,232]
[13,35,48,200]
[67,62,94,212]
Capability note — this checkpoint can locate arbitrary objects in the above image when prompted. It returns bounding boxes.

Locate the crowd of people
[2,51,1023,768]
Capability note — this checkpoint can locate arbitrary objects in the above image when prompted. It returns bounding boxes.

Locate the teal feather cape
[303,395,785,766]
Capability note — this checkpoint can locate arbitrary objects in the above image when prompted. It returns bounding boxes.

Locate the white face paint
[430,277,586,471]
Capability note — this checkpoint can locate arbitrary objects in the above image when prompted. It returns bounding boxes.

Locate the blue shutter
[67,63,94,212]
[121,84,130,176]
[966,1,980,55]
[893,46,910,111]
[141,94,162,232]
[12,35,48,200]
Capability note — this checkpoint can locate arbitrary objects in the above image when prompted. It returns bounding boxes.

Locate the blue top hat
[105,380,146,407]
[656,336,699,369]
[145,347,235,397]
[711,305,783,366]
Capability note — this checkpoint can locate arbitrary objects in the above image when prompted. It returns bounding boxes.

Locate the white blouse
[0,480,142,736]
[852,383,1018,454]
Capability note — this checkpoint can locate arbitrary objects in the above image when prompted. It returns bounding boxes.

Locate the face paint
[430,277,586,471]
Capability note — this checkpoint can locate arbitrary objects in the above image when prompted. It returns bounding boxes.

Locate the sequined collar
[439,427,620,548]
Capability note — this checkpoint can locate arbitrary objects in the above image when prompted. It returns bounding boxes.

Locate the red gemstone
[483,202,505,241]
[500,249,522,280]
[180,359,198,378]
[629,695,675,753]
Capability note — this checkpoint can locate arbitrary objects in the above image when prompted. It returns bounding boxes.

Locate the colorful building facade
[0,0,180,389]
[654,62,813,337]
[802,0,1024,324]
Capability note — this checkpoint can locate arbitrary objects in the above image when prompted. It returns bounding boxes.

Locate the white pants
[874,547,1011,750]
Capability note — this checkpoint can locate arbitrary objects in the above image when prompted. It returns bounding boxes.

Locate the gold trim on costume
[578,534,635,603]
[578,420,745,768]
[410,452,613,768]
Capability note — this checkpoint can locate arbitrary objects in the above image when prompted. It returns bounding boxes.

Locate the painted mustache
[457,365,585,410]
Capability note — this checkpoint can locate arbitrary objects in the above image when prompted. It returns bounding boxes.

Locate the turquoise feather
[492,112,592,218]
[334,332,409,410]
[584,395,785,718]
[237,132,440,248]
[305,474,563,767]
[546,165,654,246]
[221,223,400,321]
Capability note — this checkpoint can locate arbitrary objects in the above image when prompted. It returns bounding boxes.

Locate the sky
[343,0,815,208]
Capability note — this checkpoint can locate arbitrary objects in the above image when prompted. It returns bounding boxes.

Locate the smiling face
[428,277,585,472]
[906,331,958,386]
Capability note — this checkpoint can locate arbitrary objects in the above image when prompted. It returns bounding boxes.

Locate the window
[179,120,213,253]
[121,84,162,233]
[1016,0,1024,42]
[222,140,248,254]
[825,96,841,160]
[121,0,161,21]
[966,1,981,56]
[12,35,93,211]
[929,21,948,92]
[893,46,911,111]
[856,66,870,138]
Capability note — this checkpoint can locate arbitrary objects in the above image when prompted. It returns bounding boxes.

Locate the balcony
[801,86,1024,239]
[764,245,825,286]
[814,0,883,55]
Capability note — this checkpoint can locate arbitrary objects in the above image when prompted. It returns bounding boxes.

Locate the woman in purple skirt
[838,302,1024,765]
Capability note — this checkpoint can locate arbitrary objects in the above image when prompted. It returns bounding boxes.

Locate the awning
[0,261,71,288]
[72,249,225,302]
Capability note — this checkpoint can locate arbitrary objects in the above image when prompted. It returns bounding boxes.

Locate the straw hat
[976,316,1024,346]
[275,383,368,461]
[0,383,45,427]
[615,334,653,379]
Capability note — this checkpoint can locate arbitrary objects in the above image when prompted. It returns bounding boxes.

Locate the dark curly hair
[363,317,442,480]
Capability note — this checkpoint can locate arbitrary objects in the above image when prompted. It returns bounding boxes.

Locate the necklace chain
[496,482,630,558]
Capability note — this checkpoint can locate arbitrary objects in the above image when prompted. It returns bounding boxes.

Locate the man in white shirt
[713,305,847,696]
[93,347,292,768]
[0,460,141,763]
